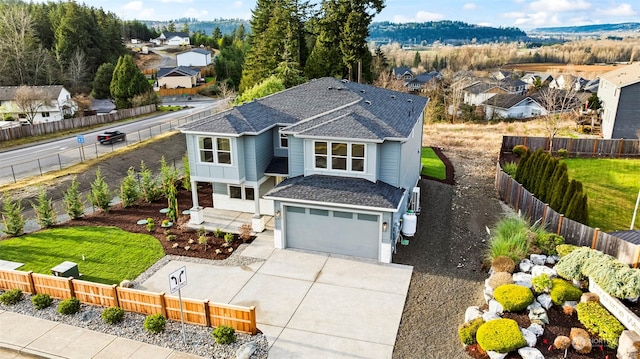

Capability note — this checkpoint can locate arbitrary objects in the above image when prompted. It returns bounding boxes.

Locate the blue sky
[77,0,637,29]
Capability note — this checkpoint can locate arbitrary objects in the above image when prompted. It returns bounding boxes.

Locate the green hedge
[494,284,534,312]
[476,318,527,353]
[576,302,624,348]
[550,278,582,305]
[459,317,484,345]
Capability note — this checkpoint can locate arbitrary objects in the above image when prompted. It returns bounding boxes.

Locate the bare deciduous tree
[66,48,88,93]
[0,5,38,85]
[14,86,52,124]
[536,86,580,153]
[373,69,405,92]
[217,81,236,110]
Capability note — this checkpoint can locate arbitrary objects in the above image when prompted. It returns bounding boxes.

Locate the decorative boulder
[580,292,599,304]
[536,294,553,310]
[519,258,533,273]
[465,306,483,322]
[530,254,547,266]
[527,300,542,311]
[570,328,592,354]
[527,323,544,337]
[553,336,571,350]
[236,341,257,359]
[488,299,504,314]
[528,307,549,325]
[487,351,507,359]
[517,347,544,359]
[512,272,533,289]
[546,255,559,265]
[119,280,134,288]
[488,272,514,289]
[482,312,501,322]
[520,327,537,347]
[531,265,556,278]
[617,330,640,359]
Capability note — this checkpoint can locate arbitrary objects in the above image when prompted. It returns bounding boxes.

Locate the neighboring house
[499,78,527,95]
[405,71,442,92]
[179,78,429,263]
[0,85,75,123]
[177,48,212,67]
[598,62,640,139]
[492,70,512,81]
[482,94,546,119]
[157,32,190,46]
[550,74,586,91]
[462,81,507,106]
[157,66,201,89]
[521,73,554,90]
[90,99,116,114]
[583,78,600,93]
[393,67,414,81]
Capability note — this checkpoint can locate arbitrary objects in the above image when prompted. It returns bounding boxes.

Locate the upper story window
[314,141,365,172]
[198,136,232,165]
[279,128,288,148]
[42,112,50,117]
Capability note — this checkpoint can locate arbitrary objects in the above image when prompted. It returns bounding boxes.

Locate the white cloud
[233,1,243,7]
[138,8,156,19]
[503,11,526,18]
[597,3,637,16]
[463,3,477,10]
[392,11,445,23]
[477,22,492,27]
[530,0,591,12]
[159,0,193,3]
[183,8,208,19]
[514,12,561,26]
[123,1,143,10]
[513,0,526,3]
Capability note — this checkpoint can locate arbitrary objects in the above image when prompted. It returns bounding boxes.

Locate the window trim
[313,140,366,172]
[197,136,233,165]
[279,127,288,148]
[227,184,256,200]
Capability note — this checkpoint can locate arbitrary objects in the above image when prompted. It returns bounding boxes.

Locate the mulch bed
[58,184,254,260]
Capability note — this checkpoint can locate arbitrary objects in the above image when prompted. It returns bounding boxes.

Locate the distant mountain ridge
[532,22,640,34]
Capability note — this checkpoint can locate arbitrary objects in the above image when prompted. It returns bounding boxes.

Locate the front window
[314,141,365,172]
[198,136,232,165]
[228,185,255,200]
[279,128,288,148]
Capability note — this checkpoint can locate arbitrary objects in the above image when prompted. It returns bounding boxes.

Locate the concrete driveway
[139,232,413,358]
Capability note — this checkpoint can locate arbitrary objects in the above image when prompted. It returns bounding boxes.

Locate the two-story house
[177,48,212,67]
[179,78,428,263]
[405,71,442,92]
[0,85,75,123]
[598,62,640,139]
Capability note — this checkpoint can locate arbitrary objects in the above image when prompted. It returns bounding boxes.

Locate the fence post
[248,306,257,335]
[542,204,549,225]
[592,138,598,156]
[112,284,120,307]
[27,271,36,294]
[68,277,75,298]
[568,138,573,156]
[557,215,564,236]
[523,137,527,147]
[505,178,512,204]
[159,292,167,317]
[515,184,522,212]
[618,139,624,158]
[203,299,211,327]
[545,137,550,151]
[591,228,600,249]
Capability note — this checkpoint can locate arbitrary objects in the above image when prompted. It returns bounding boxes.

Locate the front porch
[187,207,275,234]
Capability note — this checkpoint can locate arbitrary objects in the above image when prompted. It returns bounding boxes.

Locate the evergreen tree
[120,167,140,208]
[110,54,152,109]
[539,157,557,203]
[1,193,24,237]
[31,187,55,228]
[88,168,111,212]
[63,176,84,219]
[139,161,162,203]
[515,150,531,185]
[413,51,421,67]
[371,46,389,80]
[234,76,286,105]
[561,180,578,214]
[91,62,115,99]
[578,193,589,224]
[531,153,549,198]
[550,164,569,210]
[565,190,586,223]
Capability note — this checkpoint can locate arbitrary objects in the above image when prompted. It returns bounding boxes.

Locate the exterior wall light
[275,209,281,218]
[382,222,388,232]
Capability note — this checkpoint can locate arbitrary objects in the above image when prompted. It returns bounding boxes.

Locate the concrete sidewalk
[0,311,203,359]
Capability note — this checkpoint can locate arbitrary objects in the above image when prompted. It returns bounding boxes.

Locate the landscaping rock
[482,312,501,322]
[487,351,508,359]
[236,341,257,359]
[531,265,556,278]
[527,300,542,311]
[570,328,592,354]
[512,272,532,288]
[537,294,553,309]
[517,347,544,359]
[520,327,537,347]
[119,280,134,288]
[546,255,559,265]
[580,292,599,303]
[488,299,504,314]
[484,290,493,304]
[617,330,640,359]
[488,272,513,289]
[465,306,483,322]
[530,254,547,266]
[527,323,544,337]
[528,307,549,325]
[554,335,571,350]
[519,259,533,273]
[563,300,577,309]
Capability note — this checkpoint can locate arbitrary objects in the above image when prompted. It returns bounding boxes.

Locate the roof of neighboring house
[599,62,640,88]
[499,78,527,88]
[482,93,538,109]
[91,99,116,113]
[407,71,441,85]
[264,175,405,210]
[522,73,554,83]
[393,67,412,76]
[0,85,66,101]
[178,48,211,56]
[463,81,499,94]
[609,230,640,245]
[179,77,429,141]
[157,66,200,78]
[583,78,600,92]
[264,157,289,176]
[161,32,189,38]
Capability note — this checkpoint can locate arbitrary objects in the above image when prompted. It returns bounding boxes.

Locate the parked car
[97,130,126,145]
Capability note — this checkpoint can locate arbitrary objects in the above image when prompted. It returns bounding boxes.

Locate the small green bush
[57,297,80,315]
[101,306,125,324]
[144,313,166,333]
[459,317,484,345]
[534,233,565,256]
[577,301,624,348]
[31,294,53,309]
[557,148,569,158]
[213,228,224,238]
[494,284,534,312]
[212,324,236,344]
[224,232,234,243]
[476,318,527,353]
[0,289,23,305]
[512,145,528,157]
[502,162,517,177]
[146,218,155,232]
[556,244,579,257]
[550,278,582,305]
[532,274,553,294]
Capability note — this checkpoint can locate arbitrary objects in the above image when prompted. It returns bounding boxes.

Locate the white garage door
[284,206,380,259]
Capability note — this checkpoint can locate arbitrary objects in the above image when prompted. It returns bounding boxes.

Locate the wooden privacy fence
[501,136,640,158]
[0,269,257,334]
[495,163,640,267]
[0,105,156,142]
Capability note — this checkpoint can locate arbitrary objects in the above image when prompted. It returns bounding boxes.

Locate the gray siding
[399,113,424,190]
[288,137,305,177]
[612,82,640,139]
[243,136,257,181]
[378,142,401,187]
[186,134,243,183]
[256,131,275,177]
[273,128,288,157]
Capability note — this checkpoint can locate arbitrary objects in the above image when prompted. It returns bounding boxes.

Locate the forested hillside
[533,22,640,34]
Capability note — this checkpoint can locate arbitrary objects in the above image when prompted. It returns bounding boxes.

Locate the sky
[72,0,638,29]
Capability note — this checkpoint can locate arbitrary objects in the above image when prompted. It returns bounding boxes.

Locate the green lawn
[563,158,640,232]
[0,226,164,285]
[421,147,446,180]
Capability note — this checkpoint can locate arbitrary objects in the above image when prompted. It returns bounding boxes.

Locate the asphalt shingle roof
[0,86,65,101]
[264,157,289,176]
[180,77,428,141]
[481,93,532,109]
[157,66,200,78]
[264,175,405,210]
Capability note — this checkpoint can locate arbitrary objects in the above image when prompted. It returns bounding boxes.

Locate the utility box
[51,261,79,278]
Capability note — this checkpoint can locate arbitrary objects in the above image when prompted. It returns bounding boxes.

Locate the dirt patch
[134,52,162,70]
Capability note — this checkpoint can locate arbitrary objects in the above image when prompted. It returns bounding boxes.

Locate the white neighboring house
[482,93,546,119]
[157,32,190,46]
[0,85,76,124]
[177,48,212,67]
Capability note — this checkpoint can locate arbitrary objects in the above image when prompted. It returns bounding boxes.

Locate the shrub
[88,168,112,212]
[485,217,530,262]
[120,167,140,208]
[555,247,593,281]
[213,228,224,238]
[459,317,484,345]
[146,218,155,232]
[212,324,236,344]
[1,193,25,237]
[197,226,207,237]
[239,223,252,242]
[488,272,514,289]
[162,219,170,227]
[166,234,177,241]
[57,297,80,315]
[31,187,56,228]
[101,306,125,324]
[502,162,517,177]
[224,232,234,243]
[63,176,85,219]
[550,278,583,305]
[491,256,515,273]
[534,233,564,256]
[494,284,534,312]
[532,274,553,294]
[0,289,23,305]
[31,294,52,309]
[476,318,527,353]
[512,145,528,157]
[557,148,569,158]
[577,301,624,348]
[139,161,162,203]
[144,313,166,333]
[556,244,579,257]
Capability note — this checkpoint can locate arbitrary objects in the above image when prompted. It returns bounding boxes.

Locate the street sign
[76,135,85,144]
[169,266,187,294]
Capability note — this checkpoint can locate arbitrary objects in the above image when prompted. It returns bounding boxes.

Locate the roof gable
[157,66,200,78]
[599,62,640,88]
[0,85,65,101]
